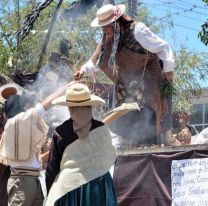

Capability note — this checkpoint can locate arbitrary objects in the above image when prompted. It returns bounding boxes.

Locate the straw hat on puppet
[0,84,23,103]
[91,4,126,27]
[52,83,105,107]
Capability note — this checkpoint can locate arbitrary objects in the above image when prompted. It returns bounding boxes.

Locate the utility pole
[16,0,20,51]
[37,0,63,71]
[132,0,138,17]
[109,0,115,4]
[128,0,138,17]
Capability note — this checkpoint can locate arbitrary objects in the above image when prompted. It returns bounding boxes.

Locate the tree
[0,0,54,75]
[0,0,73,77]
[198,0,208,45]
[0,0,207,116]
[173,46,208,112]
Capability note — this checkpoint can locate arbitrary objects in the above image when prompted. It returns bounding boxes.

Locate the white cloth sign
[171,158,208,206]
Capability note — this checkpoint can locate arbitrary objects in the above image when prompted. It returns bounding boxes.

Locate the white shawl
[46,125,116,206]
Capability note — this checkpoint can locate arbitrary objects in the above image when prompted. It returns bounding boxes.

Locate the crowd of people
[0,3,200,206]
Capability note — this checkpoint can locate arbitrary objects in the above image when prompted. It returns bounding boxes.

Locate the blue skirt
[54,172,118,206]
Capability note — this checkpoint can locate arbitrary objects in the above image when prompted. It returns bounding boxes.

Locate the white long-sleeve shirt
[81,22,175,74]
[2,104,47,170]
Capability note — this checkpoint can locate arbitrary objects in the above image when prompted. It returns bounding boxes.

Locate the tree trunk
[128,0,138,17]
[132,0,137,17]
[37,0,64,71]
[109,0,115,5]
[128,0,132,15]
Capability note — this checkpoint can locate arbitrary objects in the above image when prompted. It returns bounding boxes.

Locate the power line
[173,23,199,32]
[142,6,201,32]
[176,0,208,10]
[175,14,203,23]
[158,0,208,9]
[143,2,208,16]
[142,4,207,28]
[143,3,206,22]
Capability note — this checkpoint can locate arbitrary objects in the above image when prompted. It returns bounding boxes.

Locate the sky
[140,0,208,87]
[141,0,207,52]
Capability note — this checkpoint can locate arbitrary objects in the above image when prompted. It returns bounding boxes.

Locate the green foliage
[0,0,71,75]
[160,79,177,97]
[173,46,208,113]
[55,7,112,83]
[198,0,208,45]
[198,21,208,46]
[63,9,98,64]
[0,40,10,74]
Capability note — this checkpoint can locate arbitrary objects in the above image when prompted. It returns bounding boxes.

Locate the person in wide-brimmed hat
[0,83,23,103]
[45,83,117,206]
[0,81,75,206]
[74,3,178,146]
[0,83,23,206]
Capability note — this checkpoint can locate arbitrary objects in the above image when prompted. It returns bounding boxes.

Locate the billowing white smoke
[26,61,73,131]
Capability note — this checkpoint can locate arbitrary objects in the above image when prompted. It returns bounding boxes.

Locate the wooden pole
[37,0,64,71]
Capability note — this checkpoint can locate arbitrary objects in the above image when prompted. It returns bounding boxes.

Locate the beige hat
[91,4,126,27]
[52,83,105,107]
[0,84,22,103]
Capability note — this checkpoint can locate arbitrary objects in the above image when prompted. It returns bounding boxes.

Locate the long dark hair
[97,15,134,65]
[117,15,134,28]
[117,15,134,51]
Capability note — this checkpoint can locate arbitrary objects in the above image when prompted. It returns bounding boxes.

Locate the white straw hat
[0,84,23,103]
[52,83,105,107]
[91,4,126,27]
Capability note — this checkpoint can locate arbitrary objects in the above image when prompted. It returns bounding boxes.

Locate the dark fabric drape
[0,164,10,206]
[54,172,117,206]
[113,149,208,206]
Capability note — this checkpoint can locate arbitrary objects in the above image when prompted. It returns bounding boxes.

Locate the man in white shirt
[0,81,75,206]
[74,4,179,146]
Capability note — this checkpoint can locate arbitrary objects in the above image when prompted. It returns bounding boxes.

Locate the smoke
[25,59,73,131]
[110,107,158,150]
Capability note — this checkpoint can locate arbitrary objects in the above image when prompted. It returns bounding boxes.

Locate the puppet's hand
[74,70,84,81]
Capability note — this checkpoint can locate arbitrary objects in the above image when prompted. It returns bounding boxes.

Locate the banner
[171,158,208,206]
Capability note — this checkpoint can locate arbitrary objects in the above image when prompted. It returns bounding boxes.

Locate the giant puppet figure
[74,4,180,146]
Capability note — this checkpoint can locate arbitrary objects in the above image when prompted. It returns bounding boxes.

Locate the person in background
[0,84,21,206]
[74,4,179,146]
[173,112,198,145]
[45,83,117,206]
[0,81,75,206]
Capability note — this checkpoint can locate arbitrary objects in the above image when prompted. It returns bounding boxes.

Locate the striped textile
[91,22,167,133]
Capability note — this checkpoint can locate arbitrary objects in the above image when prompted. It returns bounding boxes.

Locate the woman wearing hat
[45,83,117,206]
[74,4,178,145]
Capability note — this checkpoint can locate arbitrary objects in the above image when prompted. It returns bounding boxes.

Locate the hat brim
[52,94,105,107]
[0,84,22,103]
[91,4,126,27]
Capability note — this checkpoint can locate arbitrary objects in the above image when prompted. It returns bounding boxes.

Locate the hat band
[98,6,121,24]
[66,98,91,103]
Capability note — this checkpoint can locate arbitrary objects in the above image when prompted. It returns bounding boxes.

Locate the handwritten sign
[171,158,208,206]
